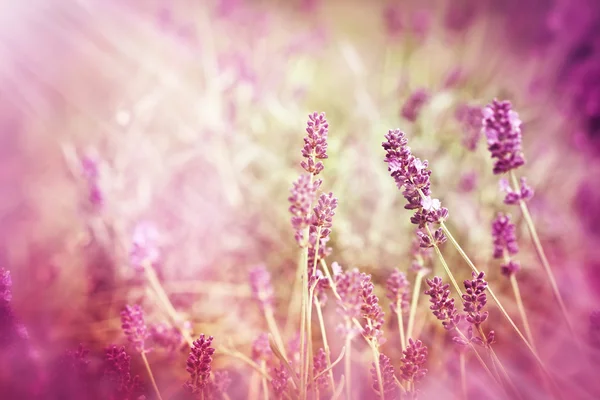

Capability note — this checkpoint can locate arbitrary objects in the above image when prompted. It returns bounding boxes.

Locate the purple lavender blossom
[313,348,329,390]
[81,155,103,208]
[491,213,519,259]
[307,192,338,286]
[149,322,182,352]
[104,345,145,400]
[462,272,489,326]
[456,103,483,151]
[499,177,535,204]
[271,363,289,398]
[424,277,461,331]
[399,339,428,384]
[335,268,364,321]
[386,269,410,314]
[401,88,430,122]
[184,334,216,395]
[249,265,275,311]
[301,112,329,175]
[251,333,273,361]
[483,99,526,174]
[501,260,521,277]
[289,174,322,245]
[370,353,398,399]
[208,371,232,399]
[360,273,385,343]
[120,305,149,353]
[129,221,160,270]
[382,129,449,246]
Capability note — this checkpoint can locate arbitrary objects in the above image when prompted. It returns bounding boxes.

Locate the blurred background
[1,0,600,398]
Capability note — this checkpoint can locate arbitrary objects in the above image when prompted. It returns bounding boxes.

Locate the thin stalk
[509,274,535,348]
[406,269,426,340]
[261,360,269,400]
[265,307,288,360]
[307,286,317,400]
[509,171,573,336]
[299,252,308,399]
[459,351,467,400]
[315,298,336,390]
[344,319,353,400]
[454,329,501,390]
[487,344,522,400]
[285,257,303,336]
[219,347,272,380]
[397,299,407,350]
[370,341,386,400]
[140,352,163,400]
[425,225,463,298]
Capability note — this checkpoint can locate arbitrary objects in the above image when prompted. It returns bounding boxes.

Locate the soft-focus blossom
[120,305,149,353]
[271,363,289,398]
[301,112,329,175]
[184,334,215,395]
[483,99,526,174]
[386,269,410,314]
[313,348,329,390]
[149,323,182,352]
[307,192,338,286]
[499,177,534,204]
[491,213,519,258]
[371,353,398,399]
[289,174,322,245]
[104,345,145,400]
[249,265,275,311]
[335,268,364,321]
[401,88,430,122]
[129,222,160,270]
[251,333,273,361]
[360,273,385,343]
[456,104,484,151]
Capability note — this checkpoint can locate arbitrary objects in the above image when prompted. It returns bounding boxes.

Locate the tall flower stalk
[483,99,573,336]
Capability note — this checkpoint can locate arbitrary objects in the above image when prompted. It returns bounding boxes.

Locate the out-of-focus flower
[249,265,275,311]
[456,104,483,151]
[401,88,430,122]
[120,305,149,353]
[251,333,273,362]
[335,268,364,321]
[386,269,410,314]
[483,99,526,174]
[424,277,461,331]
[129,222,160,270]
[370,353,398,399]
[149,322,182,352]
[184,334,215,395]
[104,345,145,400]
[499,177,534,205]
[313,348,329,390]
[399,339,428,386]
[301,112,329,175]
[271,363,289,398]
[208,371,231,399]
[360,273,385,343]
[289,174,322,245]
[491,213,519,259]
[307,192,338,286]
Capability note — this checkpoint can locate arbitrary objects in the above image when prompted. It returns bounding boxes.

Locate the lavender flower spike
[382,129,448,246]
[370,353,398,399]
[301,112,329,175]
[424,276,461,331]
[184,334,215,395]
[289,174,322,245]
[399,338,428,385]
[462,272,489,326]
[491,213,519,259]
[386,269,410,314]
[120,305,149,353]
[249,265,275,311]
[483,99,526,174]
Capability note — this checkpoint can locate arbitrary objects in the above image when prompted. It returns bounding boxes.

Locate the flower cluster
[491,213,521,276]
[371,353,398,399]
[386,269,410,314]
[271,363,289,398]
[184,334,216,395]
[307,192,338,286]
[360,273,385,343]
[335,268,364,321]
[301,112,329,175]
[104,345,145,399]
[249,265,275,311]
[80,155,103,207]
[483,99,526,174]
[499,177,534,205]
[462,272,490,327]
[424,276,461,331]
[120,305,149,353]
[149,322,182,352]
[251,333,273,362]
[382,129,448,247]
[399,339,428,385]
[289,174,322,245]
[456,103,483,151]
[401,88,430,122]
[313,348,329,390]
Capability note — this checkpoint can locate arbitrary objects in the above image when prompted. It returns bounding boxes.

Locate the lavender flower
[462,272,489,326]
[483,99,526,174]
[501,260,521,277]
[149,322,182,352]
[401,88,430,122]
[208,371,232,399]
[491,213,519,258]
[382,129,448,246]
[249,265,274,311]
[499,177,534,204]
[360,273,385,343]
[386,269,410,314]
[104,345,145,399]
[184,334,215,395]
[335,268,364,321]
[289,174,322,245]
[307,192,338,285]
[455,104,483,151]
[271,363,289,398]
[313,348,329,390]
[120,305,149,353]
[371,353,398,399]
[81,155,103,207]
[424,276,461,331]
[399,339,428,384]
[129,221,160,270]
[301,112,329,175]
[251,333,273,361]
